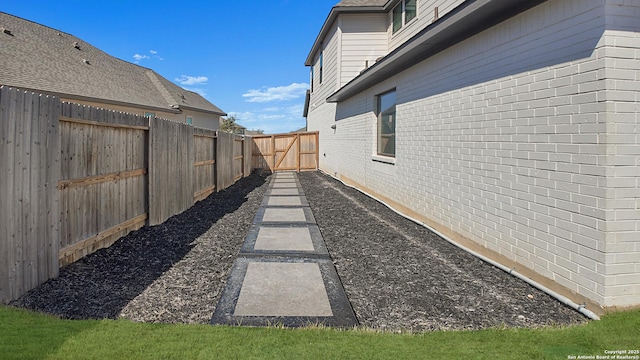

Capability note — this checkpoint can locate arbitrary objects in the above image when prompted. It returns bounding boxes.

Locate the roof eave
[40,89,183,114]
[305,5,388,66]
[303,90,311,118]
[177,104,227,117]
[327,0,548,102]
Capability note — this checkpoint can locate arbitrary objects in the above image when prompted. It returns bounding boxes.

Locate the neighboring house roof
[0,12,225,116]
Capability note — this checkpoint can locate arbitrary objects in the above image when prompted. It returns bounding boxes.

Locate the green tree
[220,115,245,134]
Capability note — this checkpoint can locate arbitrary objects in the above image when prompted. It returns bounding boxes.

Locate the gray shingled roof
[0,12,225,115]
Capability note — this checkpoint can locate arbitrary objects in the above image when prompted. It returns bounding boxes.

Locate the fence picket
[1,86,319,303]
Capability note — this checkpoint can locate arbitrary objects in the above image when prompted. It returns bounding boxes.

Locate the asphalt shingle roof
[0,12,224,115]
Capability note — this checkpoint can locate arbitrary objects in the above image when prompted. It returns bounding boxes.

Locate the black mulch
[11,170,588,331]
[11,173,270,323]
[297,171,588,331]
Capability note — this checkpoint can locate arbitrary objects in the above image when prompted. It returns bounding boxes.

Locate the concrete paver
[211,172,357,328]
[263,208,306,222]
[234,262,332,317]
[266,196,303,206]
[254,227,314,251]
[270,188,301,196]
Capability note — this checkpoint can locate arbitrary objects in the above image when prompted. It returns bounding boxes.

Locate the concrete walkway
[211,172,357,327]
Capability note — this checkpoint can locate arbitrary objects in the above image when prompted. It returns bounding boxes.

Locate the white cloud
[175,75,209,86]
[133,50,163,63]
[259,114,286,120]
[286,104,304,117]
[227,101,306,134]
[242,83,309,103]
[133,54,149,63]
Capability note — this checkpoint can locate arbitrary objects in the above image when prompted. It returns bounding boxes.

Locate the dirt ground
[12,171,587,331]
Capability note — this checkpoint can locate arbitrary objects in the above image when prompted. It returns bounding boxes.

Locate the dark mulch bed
[297,171,588,331]
[12,170,588,331]
[11,173,270,323]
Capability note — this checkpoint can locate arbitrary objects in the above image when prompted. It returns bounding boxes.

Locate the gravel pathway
[11,171,588,331]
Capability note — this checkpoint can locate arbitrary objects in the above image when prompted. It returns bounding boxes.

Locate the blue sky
[1,1,337,133]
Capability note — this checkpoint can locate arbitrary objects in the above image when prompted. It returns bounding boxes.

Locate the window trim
[319,51,324,84]
[376,89,396,158]
[392,3,403,33]
[392,0,418,35]
[405,0,417,23]
[186,116,193,125]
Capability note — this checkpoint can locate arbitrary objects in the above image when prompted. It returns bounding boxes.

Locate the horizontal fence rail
[0,86,320,304]
[0,86,319,303]
[251,132,319,172]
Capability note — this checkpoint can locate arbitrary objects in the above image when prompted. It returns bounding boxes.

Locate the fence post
[214,131,218,193]
[296,133,301,172]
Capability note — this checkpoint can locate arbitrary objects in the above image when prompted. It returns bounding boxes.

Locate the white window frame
[376,89,396,158]
[392,0,418,34]
[319,51,324,84]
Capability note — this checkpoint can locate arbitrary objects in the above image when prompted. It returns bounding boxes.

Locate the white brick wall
[307,0,640,308]
[601,0,640,306]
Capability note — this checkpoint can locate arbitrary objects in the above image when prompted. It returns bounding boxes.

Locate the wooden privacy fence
[0,86,261,304]
[251,132,319,172]
[58,103,149,267]
[0,88,60,304]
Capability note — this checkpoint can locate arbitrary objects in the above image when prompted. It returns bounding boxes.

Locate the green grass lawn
[1,305,638,360]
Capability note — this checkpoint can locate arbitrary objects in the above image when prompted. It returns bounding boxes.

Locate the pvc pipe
[321,170,601,321]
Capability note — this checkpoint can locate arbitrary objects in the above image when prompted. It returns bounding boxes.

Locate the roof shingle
[0,12,224,115]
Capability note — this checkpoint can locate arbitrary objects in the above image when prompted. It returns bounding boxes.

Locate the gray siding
[340,14,389,87]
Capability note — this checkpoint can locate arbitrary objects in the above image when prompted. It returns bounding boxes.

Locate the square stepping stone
[240,224,328,256]
[211,257,358,327]
[272,183,297,188]
[263,208,306,222]
[267,196,302,206]
[234,262,333,317]
[270,188,300,196]
[255,227,314,251]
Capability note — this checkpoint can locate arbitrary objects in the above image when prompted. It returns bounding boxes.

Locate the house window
[392,4,403,33]
[186,116,192,125]
[392,0,417,34]
[377,90,396,157]
[405,0,417,23]
[144,112,155,119]
[319,51,323,84]
[310,66,314,92]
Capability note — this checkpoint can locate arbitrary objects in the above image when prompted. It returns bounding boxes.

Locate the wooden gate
[251,132,318,172]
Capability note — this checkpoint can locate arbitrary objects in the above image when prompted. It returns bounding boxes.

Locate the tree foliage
[220,115,245,134]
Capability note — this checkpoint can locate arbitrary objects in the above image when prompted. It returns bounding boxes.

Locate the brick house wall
[306,0,640,308]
